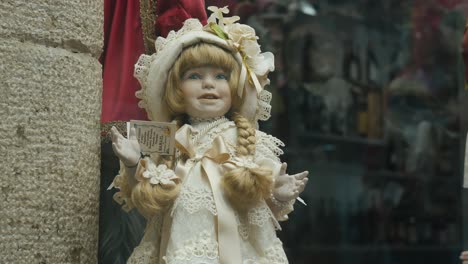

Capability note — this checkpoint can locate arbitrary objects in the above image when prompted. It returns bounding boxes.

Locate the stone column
[0,1,103,263]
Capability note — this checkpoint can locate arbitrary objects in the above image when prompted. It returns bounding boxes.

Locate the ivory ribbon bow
[172,124,242,264]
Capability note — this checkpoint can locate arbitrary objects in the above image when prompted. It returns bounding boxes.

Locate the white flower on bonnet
[204,6,274,98]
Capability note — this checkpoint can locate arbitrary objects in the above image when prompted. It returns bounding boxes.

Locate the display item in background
[293,26,355,136]
[110,7,308,263]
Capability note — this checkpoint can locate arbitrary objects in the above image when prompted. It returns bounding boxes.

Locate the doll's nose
[202,77,215,89]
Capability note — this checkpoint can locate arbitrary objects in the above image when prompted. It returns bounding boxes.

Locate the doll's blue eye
[216,73,228,80]
[187,73,201,79]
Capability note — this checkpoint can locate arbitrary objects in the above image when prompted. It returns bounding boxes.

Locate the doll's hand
[272,163,309,202]
[110,126,141,167]
[460,251,468,263]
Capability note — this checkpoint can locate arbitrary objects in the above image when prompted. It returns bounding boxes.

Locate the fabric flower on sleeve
[142,163,179,187]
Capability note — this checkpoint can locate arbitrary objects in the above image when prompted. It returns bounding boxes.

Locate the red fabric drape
[101,0,207,124]
[101,0,147,123]
[157,0,208,38]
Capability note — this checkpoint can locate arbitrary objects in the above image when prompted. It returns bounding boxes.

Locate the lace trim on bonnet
[133,18,202,97]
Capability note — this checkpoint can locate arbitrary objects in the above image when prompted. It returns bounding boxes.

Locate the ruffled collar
[188,116,227,130]
[182,116,235,149]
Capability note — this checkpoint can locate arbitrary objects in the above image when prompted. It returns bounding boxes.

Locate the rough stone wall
[0,1,103,263]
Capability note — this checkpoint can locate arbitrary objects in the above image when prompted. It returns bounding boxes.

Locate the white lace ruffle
[255,131,285,162]
[236,204,281,240]
[165,231,287,264]
[275,199,295,221]
[248,205,279,229]
[127,242,159,264]
[164,230,219,264]
[243,239,288,264]
[256,89,272,121]
[155,19,203,54]
[236,212,250,240]
[173,186,217,215]
[127,215,162,264]
[134,54,155,111]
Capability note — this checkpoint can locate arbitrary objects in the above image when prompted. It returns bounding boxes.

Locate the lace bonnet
[134,6,274,124]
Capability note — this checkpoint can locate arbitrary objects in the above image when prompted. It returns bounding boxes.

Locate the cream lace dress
[115,117,295,264]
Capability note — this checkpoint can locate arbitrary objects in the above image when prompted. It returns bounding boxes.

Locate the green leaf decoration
[210,23,228,40]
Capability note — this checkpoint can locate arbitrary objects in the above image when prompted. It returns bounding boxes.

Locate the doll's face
[181,65,232,118]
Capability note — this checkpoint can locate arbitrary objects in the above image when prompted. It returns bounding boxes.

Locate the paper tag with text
[127,120,177,156]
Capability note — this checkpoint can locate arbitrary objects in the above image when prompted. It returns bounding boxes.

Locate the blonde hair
[131,43,272,215]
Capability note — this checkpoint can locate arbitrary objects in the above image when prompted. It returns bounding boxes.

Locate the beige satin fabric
[172,124,242,264]
[158,210,173,263]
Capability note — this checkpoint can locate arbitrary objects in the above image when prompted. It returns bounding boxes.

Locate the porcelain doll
[110,7,308,264]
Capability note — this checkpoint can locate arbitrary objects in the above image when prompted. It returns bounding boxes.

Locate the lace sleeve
[267,197,295,222]
[254,131,296,221]
[255,130,285,163]
[112,161,137,212]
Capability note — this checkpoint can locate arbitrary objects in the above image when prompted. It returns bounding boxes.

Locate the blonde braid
[221,113,273,211]
[233,112,256,156]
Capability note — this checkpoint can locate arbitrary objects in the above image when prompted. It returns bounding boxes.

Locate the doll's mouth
[199,94,219,99]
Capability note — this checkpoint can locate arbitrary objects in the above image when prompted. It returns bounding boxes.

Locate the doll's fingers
[296,181,305,188]
[295,182,305,192]
[129,127,138,141]
[294,171,309,180]
[298,182,307,192]
[111,127,124,142]
[279,162,287,175]
[110,127,118,142]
